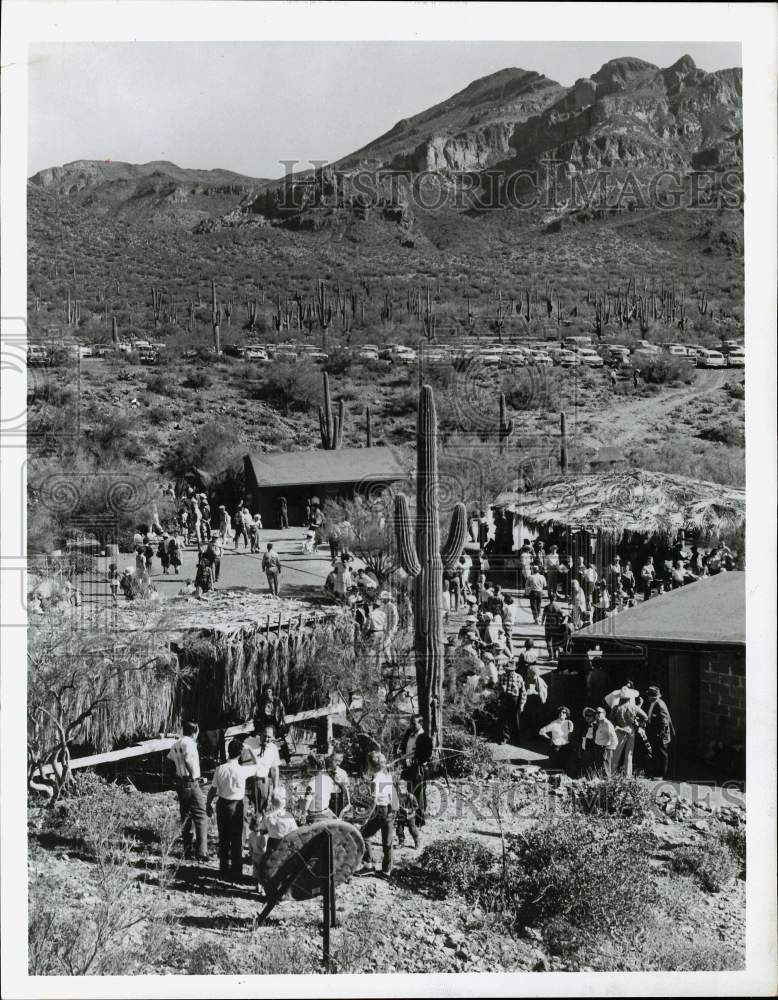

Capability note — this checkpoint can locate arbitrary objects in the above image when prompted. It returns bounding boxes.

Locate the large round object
[259,820,364,901]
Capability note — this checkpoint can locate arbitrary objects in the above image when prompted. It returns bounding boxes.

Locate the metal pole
[322,832,332,971]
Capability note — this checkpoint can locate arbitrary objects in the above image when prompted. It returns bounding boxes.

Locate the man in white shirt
[302,754,336,823]
[359,752,397,878]
[206,739,247,881]
[593,706,618,775]
[526,565,547,624]
[241,723,280,817]
[167,721,209,862]
[539,706,574,774]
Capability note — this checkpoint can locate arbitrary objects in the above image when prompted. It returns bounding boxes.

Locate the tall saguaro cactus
[365,405,373,448]
[394,385,467,743]
[211,279,221,355]
[560,411,568,474]
[319,372,345,449]
[498,393,514,455]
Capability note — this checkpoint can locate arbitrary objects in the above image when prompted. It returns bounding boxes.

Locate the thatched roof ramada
[494,470,745,542]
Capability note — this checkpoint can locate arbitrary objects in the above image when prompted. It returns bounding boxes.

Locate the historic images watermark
[274,159,744,214]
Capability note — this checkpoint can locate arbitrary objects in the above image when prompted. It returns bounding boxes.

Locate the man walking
[262,543,282,597]
[206,739,247,882]
[526,563,547,625]
[497,660,527,745]
[645,686,675,778]
[167,722,209,862]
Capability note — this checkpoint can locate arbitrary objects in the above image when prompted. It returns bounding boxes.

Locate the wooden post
[322,829,336,971]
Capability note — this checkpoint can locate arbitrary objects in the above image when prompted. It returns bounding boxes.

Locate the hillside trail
[574,369,731,449]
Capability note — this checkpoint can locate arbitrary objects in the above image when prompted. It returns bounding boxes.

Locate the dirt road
[575,369,732,448]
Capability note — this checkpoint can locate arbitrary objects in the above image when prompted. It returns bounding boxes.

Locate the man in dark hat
[645,686,675,778]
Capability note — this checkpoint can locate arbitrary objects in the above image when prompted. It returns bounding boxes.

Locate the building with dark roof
[565,572,745,779]
[243,447,410,526]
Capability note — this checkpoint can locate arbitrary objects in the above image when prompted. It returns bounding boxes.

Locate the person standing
[234,505,251,550]
[542,596,567,661]
[167,533,182,575]
[380,590,399,661]
[645,686,675,779]
[241,723,280,818]
[640,556,656,601]
[539,706,574,773]
[217,506,232,548]
[621,561,636,604]
[517,539,533,591]
[206,739,247,882]
[400,715,432,822]
[359,752,396,878]
[545,544,560,599]
[328,752,351,818]
[158,534,171,575]
[593,706,618,775]
[610,693,648,777]
[526,564,547,624]
[581,561,598,611]
[278,496,289,530]
[256,683,286,738]
[497,660,527,745]
[570,578,587,629]
[167,722,209,863]
[395,780,421,848]
[262,543,282,597]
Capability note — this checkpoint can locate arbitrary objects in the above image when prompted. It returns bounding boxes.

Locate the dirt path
[575,369,731,448]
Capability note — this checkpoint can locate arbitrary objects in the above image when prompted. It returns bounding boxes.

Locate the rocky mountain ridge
[28,55,741,230]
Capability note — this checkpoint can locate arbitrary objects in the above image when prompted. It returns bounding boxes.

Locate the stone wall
[698,648,746,753]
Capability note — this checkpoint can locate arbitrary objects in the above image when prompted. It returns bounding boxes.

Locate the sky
[28,40,741,179]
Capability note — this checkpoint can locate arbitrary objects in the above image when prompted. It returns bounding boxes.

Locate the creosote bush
[565,773,653,820]
[417,837,497,900]
[670,841,739,892]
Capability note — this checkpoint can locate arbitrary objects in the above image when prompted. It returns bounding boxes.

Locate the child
[107,563,119,605]
[254,788,298,893]
[395,780,420,848]
[328,752,351,818]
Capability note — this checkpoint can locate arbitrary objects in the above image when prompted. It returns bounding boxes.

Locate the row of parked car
[27,334,745,372]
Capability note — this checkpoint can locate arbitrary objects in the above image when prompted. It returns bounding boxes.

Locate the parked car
[528,350,553,367]
[27,345,51,367]
[273,349,298,362]
[564,335,593,351]
[91,344,112,358]
[577,348,604,368]
[696,348,726,369]
[725,348,745,368]
[557,350,580,368]
[357,347,380,361]
[480,352,502,366]
[224,345,246,358]
[246,346,269,362]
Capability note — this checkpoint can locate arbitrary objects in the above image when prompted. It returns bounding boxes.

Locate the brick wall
[698,648,746,752]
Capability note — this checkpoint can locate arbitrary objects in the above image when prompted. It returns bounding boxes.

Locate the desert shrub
[670,841,739,892]
[719,825,746,874]
[162,420,242,479]
[250,360,321,413]
[724,380,745,400]
[144,373,174,396]
[566,773,653,821]
[147,404,167,426]
[183,370,212,390]
[440,726,494,778]
[502,368,563,411]
[504,816,657,936]
[639,355,695,385]
[416,837,497,899]
[698,420,744,447]
[186,941,232,975]
[29,775,178,975]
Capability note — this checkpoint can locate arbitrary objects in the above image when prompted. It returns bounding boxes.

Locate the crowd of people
[167,700,433,888]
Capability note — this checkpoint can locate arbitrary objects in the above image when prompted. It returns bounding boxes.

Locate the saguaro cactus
[394,385,467,743]
[498,393,514,454]
[560,411,568,474]
[365,405,373,447]
[319,372,345,449]
[211,279,221,355]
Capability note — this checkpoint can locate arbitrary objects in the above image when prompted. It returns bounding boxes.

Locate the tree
[27,612,188,803]
[322,492,400,586]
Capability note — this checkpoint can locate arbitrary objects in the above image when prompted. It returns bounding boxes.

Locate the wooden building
[569,572,745,779]
[242,447,410,527]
